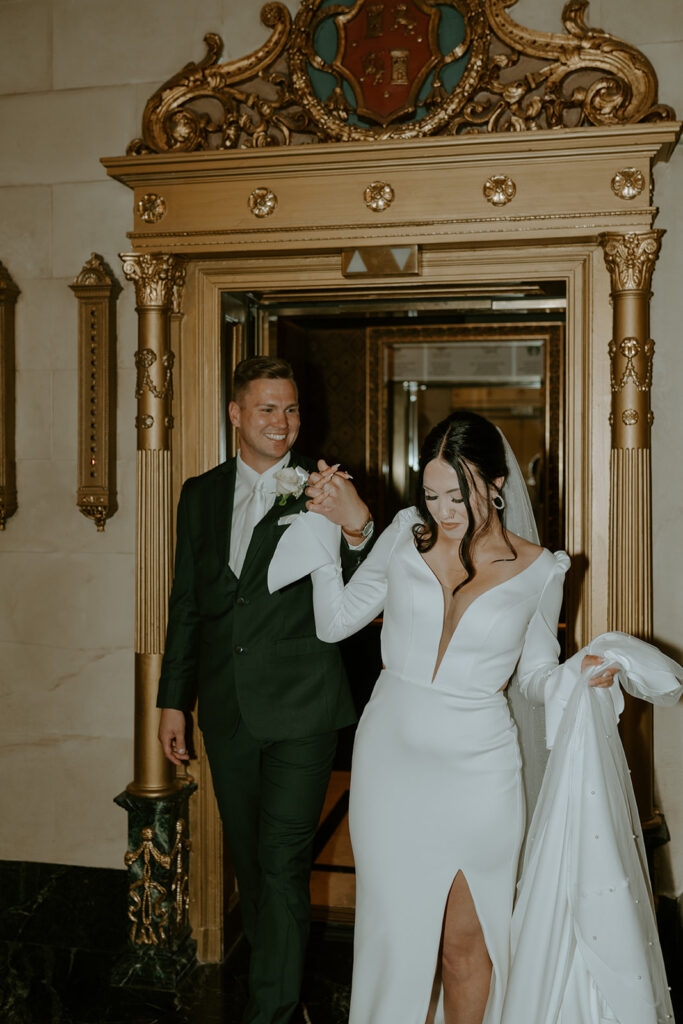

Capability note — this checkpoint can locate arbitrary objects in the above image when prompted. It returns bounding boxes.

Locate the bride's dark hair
[413,410,514,592]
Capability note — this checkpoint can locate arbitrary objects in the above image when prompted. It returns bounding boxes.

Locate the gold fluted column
[113,253,197,988]
[120,252,186,799]
[599,230,663,823]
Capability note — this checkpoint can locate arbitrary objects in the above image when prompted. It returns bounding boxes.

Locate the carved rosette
[125,0,675,153]
[248,187,278,217]
[364,182,395,212]
[0,261,19,530]
[611,168,645,201]
[137,193,167,224]
[483,174,516,206]
[69,254,121,531]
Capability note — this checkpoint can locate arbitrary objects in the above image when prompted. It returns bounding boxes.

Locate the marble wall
[0,1,681,900]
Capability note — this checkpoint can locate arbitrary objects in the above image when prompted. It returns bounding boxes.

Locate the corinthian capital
[599,231,663,293]
[120,253,185,309]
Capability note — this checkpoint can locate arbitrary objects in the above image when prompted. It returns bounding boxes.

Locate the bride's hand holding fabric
[581,654,619,687]
[306,458,372,546]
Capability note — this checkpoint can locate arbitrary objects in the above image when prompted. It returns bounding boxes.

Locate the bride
[267,409,676,1024]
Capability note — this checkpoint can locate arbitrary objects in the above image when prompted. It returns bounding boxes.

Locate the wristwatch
[343,515,374,540]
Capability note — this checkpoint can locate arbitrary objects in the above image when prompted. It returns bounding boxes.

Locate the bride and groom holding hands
[157,356,679,1024]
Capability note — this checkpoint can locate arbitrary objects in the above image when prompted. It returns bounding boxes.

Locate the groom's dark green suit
[157,452,362,1024]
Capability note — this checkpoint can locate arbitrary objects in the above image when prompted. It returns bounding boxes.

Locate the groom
[157,356,373,1024]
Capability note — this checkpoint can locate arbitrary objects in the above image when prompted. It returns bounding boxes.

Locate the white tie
[233,479,269,576]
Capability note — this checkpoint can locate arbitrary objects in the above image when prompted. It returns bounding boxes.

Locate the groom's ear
[228,401,241,430]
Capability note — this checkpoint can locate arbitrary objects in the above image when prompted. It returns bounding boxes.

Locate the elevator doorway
[222,283,566,921]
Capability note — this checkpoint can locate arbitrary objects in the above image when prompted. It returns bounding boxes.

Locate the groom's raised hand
[306,459,372,546]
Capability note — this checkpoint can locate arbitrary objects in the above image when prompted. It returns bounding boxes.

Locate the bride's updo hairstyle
[413,410,513,591]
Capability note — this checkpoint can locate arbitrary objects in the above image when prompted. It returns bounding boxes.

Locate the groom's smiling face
[229,377,301,472]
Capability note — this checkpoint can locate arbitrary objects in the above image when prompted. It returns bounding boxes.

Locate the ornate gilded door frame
[104,118,680,964]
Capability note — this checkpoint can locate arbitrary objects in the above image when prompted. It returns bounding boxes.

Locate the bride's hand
[582,654,619,687]
[306,459,371,543]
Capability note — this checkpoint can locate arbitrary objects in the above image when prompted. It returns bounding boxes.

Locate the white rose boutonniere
[274,465,309,505]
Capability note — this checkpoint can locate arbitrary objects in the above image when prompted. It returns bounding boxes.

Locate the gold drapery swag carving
[124,819,191,946]
[0,261,20,530]
[127,0,676,154]
[70,254,121,531]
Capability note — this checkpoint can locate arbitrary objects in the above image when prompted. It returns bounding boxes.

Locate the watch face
[361,519,374,538]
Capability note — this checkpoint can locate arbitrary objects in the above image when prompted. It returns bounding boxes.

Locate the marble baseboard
[0,859,352,1024]
[0,858,676,1024]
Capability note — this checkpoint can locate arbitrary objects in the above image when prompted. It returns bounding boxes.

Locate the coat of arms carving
[332,1,441,126]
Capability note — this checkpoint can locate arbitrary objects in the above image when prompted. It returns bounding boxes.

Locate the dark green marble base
[113,780,198,990]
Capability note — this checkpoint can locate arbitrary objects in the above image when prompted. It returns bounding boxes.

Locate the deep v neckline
[413,543,546,682]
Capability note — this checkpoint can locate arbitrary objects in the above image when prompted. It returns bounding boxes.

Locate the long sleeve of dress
[312,509,416,643]
[515,551,570,705]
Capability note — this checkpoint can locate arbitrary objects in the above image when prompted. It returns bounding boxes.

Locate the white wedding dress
[287,507,569,1024]
[267,507,680,1024]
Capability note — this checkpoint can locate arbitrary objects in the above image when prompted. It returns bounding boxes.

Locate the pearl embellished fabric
[503,634,681,1024]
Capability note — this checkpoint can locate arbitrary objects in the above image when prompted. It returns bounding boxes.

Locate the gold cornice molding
[105,122,682,188]
[70,254,121,531]
[0,260,20,530]
[125,0,676,154]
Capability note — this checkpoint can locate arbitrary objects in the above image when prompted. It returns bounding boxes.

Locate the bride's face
[422,457,493,540]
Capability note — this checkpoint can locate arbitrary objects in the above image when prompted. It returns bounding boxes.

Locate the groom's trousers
[203,718,337,1024]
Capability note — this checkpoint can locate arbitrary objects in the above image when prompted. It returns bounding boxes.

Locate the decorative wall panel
[69,254,121,531]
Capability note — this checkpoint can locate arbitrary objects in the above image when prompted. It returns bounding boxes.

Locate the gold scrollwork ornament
[483,174,516,206]
[364,182,394,212]
[248,188,278,217]
[611,168,645,201]
[126,1,675,153]
[137,193,167,223]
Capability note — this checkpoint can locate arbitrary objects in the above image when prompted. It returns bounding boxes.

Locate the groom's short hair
[233,356,297,402]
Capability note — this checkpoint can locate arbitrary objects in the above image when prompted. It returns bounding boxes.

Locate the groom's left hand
[306,459,371,546]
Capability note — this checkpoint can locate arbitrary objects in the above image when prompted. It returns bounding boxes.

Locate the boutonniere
[274,466,309,505]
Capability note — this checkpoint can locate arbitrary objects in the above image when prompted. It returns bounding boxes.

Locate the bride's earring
[492,493,505,510]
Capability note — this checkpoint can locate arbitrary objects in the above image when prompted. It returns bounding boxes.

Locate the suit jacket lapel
[214,459,237,576]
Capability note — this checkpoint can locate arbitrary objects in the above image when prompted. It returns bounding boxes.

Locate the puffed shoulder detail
[552,550,571,573]
[393,506,422,529]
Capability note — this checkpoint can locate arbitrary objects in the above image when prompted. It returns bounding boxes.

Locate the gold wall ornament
[248,187,278,218]
[137,193,167,223]
[364,181,395,212]
[483,174,516,206]
[611,168,645,201]
[621,408,639,426]
[69,254,121,531]
[0,261,19,530]
[125,0,675,153]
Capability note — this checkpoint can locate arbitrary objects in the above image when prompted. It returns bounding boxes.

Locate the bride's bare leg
[441,871,492,1024]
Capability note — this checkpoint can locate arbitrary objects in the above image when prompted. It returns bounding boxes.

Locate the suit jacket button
[236,597,248,606]
[234,645,246,654]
